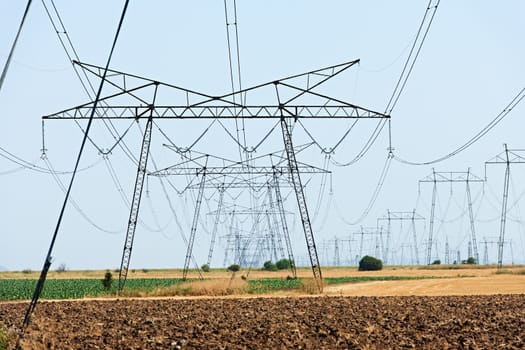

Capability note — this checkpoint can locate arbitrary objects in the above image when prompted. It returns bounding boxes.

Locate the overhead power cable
[21,0,130,332]
[0,0,33,93]
[0,145,101,175]
[334,153,393,226]
[41,0,139,165]
[44,155,123,234]
[394,87,525,166]
[384,0,441,115]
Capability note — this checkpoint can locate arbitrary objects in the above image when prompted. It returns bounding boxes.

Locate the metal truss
[272,171,297,278]
[377,210,425,265]
[182,166,207,280]
[353,226,383,263]
[43,59,390,292]
[485,145,525,268]
[43,60,388,121]
[149,164,329,176]
[118,115,153,291]
[419,169,484,265]
[206,186,225,267]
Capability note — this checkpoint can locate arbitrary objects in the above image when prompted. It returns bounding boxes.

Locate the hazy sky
[1,1,524,271]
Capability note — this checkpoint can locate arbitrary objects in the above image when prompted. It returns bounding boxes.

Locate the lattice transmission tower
[43,59,390,292]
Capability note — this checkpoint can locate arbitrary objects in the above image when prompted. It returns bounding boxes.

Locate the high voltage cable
[21,0,130,332]
[44,155,123,234]
[0,145,101,175]
[223,0,246,161]
[394,87,525,166]
[332,0,440,225]
[41,0,139,166]
[384,0,441,115]
[333,153,393,226]
[0,0,33,93]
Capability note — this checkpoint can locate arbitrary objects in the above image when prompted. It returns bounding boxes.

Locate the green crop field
[0,275,450,301]
[0,278,184,301]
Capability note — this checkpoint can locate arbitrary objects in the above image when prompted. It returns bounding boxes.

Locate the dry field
[1,266,524,348]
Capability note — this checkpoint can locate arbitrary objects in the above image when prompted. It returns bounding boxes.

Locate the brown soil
[1,295,524,349]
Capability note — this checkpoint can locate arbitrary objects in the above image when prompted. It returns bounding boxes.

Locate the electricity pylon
[419,169,484,265]
[377,210,425,265]
[43,59,390,292]
[485,144,525,268]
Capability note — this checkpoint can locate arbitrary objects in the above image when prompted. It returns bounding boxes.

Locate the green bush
[227,264,240,272]
[358,256,383,271]
[201,264,210,272]
[276,258,292,270]
[431,259,441,265]
[263,261,278,271]
[466,257,477,264]
[102,271,113,290]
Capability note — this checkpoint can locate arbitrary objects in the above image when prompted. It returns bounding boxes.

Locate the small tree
[227,264,240,272]
[276,258,292,270]
[358,256,383,271]
[201,264,210,272]
[263,260,278,271]
[466,257,476,265]
[102,271,113,290]
[56,263,67,273]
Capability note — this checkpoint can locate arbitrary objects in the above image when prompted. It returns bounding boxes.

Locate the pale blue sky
[1,1,524,271]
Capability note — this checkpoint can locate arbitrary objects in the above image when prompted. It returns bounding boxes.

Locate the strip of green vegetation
[247,278,303,294]
[324,275,445,285]
[0,278,184,301]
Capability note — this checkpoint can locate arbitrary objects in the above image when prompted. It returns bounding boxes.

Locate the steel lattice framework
[485,144,525,268]
[377,210,425,265]
[43,59,390,292]
[419,169,485,265]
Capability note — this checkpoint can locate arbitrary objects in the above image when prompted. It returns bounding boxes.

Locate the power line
[0,0,33,93]
[385,0,441,115]
[21,0,130,332]
[394,87,525,166]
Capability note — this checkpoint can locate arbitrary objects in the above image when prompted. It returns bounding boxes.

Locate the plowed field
[1,295,524,349]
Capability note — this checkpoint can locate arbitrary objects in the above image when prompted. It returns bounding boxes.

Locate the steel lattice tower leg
[466,175,480,263]
[183,169,207,280]
[272,172,297,278]
[206,186,225,267]
[385,213,391,264]
[411,210,420,265]
[498,146,511,268]
[426,170,437,265]
[334,238,340,266]
[280,117,322,291]
[267,185,286,259]
[445,237,450,264]
[266,211,279,262]
[118,116,153,291]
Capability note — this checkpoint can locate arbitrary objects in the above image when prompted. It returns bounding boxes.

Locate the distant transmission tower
[419,169,484,265]
[485,145,525,268]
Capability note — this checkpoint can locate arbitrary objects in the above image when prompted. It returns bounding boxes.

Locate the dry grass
[494,267,525,275]
[300,278,323,295]
[147,279,249,297]
[3,265,521,280]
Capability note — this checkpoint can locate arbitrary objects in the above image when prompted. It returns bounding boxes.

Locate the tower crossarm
[149,164,330,176]
[43,104,387,120]
[419,171,485,184]
[42,60,390,121]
